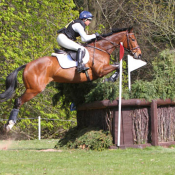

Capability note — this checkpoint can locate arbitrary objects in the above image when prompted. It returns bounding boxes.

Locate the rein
[86,31,140,63]
[86,38,115,65]
[86,39,112,66]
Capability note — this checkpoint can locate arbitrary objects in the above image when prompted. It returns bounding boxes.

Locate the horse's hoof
[4,120,15,133]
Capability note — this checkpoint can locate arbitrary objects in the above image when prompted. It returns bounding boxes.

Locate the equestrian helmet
[79,11,93,20]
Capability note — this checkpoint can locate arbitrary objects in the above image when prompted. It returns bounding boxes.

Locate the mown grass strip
[0,140,175,175]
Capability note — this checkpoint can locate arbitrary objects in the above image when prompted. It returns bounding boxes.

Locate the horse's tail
[0,64,26,102]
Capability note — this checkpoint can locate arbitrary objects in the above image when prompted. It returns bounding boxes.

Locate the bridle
[125,32,140,55]
[86,30,140,60]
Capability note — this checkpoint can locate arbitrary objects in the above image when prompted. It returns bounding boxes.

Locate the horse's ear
[128,26,133,33]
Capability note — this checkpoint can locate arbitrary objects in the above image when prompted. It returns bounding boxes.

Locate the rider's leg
[57,34,81,51]
[57,34,89,73]
[76,48,89,73]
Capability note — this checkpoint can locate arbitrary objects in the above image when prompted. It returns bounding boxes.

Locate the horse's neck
[96,32,126,54]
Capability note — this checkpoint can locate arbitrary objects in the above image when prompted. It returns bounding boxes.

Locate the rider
[57,11,100,73]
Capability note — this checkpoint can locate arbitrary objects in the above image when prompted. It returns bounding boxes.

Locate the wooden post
[151,100,158,146]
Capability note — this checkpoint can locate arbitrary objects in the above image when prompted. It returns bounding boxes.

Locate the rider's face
[84,19,92,26]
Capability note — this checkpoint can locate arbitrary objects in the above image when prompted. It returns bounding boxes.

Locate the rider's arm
[72,23,96,42]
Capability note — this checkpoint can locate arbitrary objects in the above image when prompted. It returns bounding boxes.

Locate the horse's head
[123,27,142,59]
[87,27,142,60]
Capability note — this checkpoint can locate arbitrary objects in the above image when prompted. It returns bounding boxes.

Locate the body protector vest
[63,19,86,41]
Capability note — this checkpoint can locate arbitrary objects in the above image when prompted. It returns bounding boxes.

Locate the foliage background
[0,0,78,138]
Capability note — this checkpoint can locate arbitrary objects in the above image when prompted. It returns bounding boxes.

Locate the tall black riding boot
[77,48,89,73]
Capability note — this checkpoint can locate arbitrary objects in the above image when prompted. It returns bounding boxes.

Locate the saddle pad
[51,49,89,69]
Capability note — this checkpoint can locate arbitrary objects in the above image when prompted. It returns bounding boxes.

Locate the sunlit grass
[0,140,175,175]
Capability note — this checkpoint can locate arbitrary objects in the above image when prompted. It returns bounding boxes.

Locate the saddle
[54,48,85,61]
[52,48,90,80]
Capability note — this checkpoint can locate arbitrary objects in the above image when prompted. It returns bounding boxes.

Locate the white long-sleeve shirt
[72,23,96,42]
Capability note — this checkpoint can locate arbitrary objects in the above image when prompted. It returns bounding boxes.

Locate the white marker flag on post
[128,55,147,91]
[117,42,124,147]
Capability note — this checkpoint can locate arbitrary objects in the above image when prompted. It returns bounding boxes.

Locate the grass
[0,140,175,175]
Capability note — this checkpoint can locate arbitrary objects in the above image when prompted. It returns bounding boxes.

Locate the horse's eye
[132,38,135,41]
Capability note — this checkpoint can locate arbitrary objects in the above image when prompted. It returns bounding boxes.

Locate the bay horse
[0,27,141,132]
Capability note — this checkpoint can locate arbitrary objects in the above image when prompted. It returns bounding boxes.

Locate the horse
[0,27,142,132]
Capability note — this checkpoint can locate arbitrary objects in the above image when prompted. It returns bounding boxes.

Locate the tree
[74,0,175,80]
[0,0,78,137]
[130,0,175,49]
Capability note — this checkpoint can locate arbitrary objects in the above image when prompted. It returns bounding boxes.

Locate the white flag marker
[128,55,147,91]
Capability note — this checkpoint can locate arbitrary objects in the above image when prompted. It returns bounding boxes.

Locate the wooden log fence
[77,99,175,148]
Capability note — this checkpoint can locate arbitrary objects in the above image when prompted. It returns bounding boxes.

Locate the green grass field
[0,139,175,175]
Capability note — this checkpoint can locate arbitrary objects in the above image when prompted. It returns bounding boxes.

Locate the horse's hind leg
[5,88,42,132]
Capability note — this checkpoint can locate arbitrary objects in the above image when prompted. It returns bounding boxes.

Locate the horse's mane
[85,27,133,44]
[103,27,131,37]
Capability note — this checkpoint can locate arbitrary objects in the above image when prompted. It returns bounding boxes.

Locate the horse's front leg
[99,63,120,82]
[99,63,119,76]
